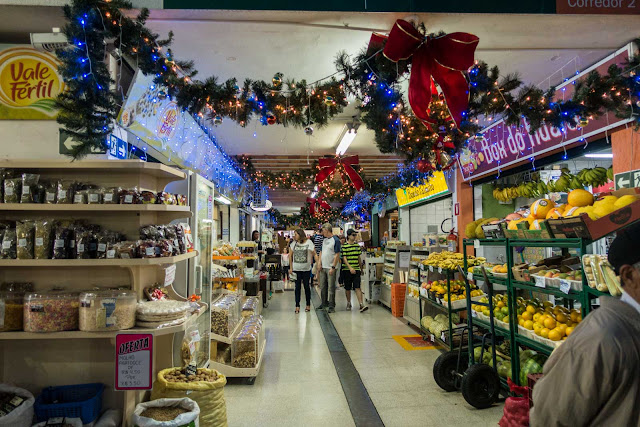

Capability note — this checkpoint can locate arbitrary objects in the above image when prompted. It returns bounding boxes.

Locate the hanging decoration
[307,195,331,216]
[304,125,314,136]
[315,155,365,191]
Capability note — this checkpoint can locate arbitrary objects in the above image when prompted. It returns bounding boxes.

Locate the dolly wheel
[433,351,467,392]
[461,363,500,409]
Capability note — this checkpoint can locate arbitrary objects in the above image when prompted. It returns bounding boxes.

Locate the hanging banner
[459,44,634,181]
[0,46,64,120]
[556,0,640,15]
[395,171,449,207]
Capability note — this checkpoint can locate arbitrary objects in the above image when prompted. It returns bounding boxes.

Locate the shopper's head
[294,228,307,243]
[608,223,640,303]
[347,229,357,243]
[321,223,333,237]
[283,246,289,254]
[251,230,259,241]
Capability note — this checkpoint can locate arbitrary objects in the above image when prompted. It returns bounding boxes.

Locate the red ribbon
[377,20,479,128]
[306,196,331,217]
[315,155,365,191]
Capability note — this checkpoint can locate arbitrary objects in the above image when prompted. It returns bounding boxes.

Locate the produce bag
[132,398,200,427]
[151,368,227,427]
[498,379,530,427]
[0,384,35,427]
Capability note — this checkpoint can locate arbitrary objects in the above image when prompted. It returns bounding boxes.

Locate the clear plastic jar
[24,290,79,332]
[0,291,24,332]
[211,295,239,337]
[232,330,258,368]
[79,289,137,331]
[241,296,259,317]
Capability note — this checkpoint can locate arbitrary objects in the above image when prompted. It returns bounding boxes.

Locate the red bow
[376,20,479,128]
[307,196,331,217]
[315,155,365,191]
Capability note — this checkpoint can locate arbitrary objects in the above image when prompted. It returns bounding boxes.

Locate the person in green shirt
[341,229,368,313]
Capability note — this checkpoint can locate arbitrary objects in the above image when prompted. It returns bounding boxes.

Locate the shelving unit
[0,160,195,425]
[403,247,431,327]
[379,245,410,309]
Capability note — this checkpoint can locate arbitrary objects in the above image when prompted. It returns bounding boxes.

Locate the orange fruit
[526,305,536,314]
[533,313,542,322]
[548,329,562,341]
[533,323,543,335]
[519,318,525,327]
[531,199,556,219]
[543,317,557,330]
[524,320,534,330]
[556,313,568,323]
[556,324,568,336]
[522,311,533,321]
[546,208,563,219]
[540,328,550,339]
[568,189,594,207]
[565,326,575,336]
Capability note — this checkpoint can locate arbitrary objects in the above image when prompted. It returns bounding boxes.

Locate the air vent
[30,32,69,52]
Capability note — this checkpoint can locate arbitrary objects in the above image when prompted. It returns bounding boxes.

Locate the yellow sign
[395,171,449,207]
[0,47,64,119]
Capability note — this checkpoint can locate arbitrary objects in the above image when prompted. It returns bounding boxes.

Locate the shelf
[419,295,468,313]
[0,203,190,213]
[509,238,583,248]
[514,333,553,356]
[208,338,266,378]
[511,280,582,299]
[214,277,242,282]
[0,251,197,267]
[585,287,612,298]
[410,247,430,252]
[0,309,205,340]
[471,316,511,337]
[463,238,507,247]
[473,274,508,285]
[0,159,185,180]
[209,321,243,345]
[409,278,420,285]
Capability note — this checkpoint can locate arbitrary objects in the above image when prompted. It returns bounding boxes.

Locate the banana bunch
[607,166,614,181]
[422,252,486,270]
[577,167,609,187]
[515,181,540,198]
[493,186,519,202]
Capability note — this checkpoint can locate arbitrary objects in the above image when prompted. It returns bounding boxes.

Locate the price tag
[471,310,477,318]
[429,265,434,272]
[438,267,443,274]
[474,239,480,248]
[430,334,435,342]
[164,264,177,286]
[559,279,571,294]
[441,332,446,341]
[467,272,474,281]
[116,334,153,390]
[534,276,546,288]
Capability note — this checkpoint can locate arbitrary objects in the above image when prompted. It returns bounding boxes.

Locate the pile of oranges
[517,297,582,341]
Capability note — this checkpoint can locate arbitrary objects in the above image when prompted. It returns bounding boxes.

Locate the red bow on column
[315,155,365,191]
[306,196,331,217]
[374,20,479,129]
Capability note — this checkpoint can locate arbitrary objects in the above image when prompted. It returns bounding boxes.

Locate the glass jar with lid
[0,291,25,332]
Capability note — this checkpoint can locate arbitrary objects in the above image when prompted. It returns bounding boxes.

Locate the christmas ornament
[438,152,453,169]
[474,133,484,143]
[579,117,589,127]
[307,196,331,216]
[438,125,447,135]
[325,96,334,106]
[281,83,291,98]
[316,155,365,191]
[416,159,433,173]
[157,90,167,100]
[372,19,479,128]
[213,115,223,126]
[272,75,282,87]
[304,125,314,136]
[266,113,276,125]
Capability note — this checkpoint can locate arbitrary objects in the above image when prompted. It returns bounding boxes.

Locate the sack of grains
[132,398,200,427]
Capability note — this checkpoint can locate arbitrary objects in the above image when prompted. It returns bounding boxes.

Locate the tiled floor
[224,284,504,426]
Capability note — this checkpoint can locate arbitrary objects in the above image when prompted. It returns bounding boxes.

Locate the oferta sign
[395,171,449,207]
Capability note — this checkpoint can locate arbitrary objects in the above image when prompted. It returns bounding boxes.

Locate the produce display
[516,297,582,343]
[420,313,461,336]
[518,350,547,385]
[582,254,623,296]
[421,252,486,270]
[0,170,187,206]
[422,279,483,302]
[472,294,511,324]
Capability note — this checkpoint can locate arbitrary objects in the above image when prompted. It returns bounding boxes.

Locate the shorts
[343,270,361,290]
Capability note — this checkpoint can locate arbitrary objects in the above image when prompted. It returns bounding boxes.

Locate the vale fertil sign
[0,47,64,119]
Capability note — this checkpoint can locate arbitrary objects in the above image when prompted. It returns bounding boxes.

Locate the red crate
[391,283,407,297]
[527,373,544,409]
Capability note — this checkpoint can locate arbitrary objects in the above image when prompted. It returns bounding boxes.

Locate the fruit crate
[481,223,506,239]
[522,220,553,239]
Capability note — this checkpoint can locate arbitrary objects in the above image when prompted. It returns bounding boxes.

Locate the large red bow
[315,155,364,191]
[306,196,331,217]
[375,20,479,128]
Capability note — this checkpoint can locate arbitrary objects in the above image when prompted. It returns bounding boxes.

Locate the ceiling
[1,6,639,212]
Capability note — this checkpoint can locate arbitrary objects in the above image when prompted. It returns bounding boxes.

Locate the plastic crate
[34,383,104,424]
[391,283,407,297]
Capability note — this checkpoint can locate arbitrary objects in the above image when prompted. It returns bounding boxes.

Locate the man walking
[341,229,368,312]
[530,222,640,426]
[316,223,341,312]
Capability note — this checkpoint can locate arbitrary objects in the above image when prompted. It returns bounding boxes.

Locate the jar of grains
[0,291,25,331]
[24,290,79,332]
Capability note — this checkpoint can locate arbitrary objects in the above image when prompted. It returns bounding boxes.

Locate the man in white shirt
[316,223,341,313]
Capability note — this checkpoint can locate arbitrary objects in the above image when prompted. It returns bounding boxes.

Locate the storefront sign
[556,0,639,14]
[115,333,153,390]
[614,169,640,189]
[459,44,634,181]
[0,46,64,119]
[395,171,449,207]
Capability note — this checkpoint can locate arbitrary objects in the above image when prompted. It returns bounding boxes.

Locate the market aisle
[329,286,505,427]
[224,290,355,427]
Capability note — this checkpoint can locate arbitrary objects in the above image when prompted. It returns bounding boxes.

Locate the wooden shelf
[212,256,242,260]
[0,159,185,180]
[0,203,191,213]
[0,251,197,267]
[0,309,205,340]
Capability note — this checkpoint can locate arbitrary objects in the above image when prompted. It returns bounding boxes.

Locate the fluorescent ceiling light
[215,195,232,205]
[336,125,358,156]
[584,153,613,158]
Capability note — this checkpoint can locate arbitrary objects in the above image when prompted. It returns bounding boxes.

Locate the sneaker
[360,305,369,313]
[328,307,335,313]
[346,303,352,311]
[316,305,324,311]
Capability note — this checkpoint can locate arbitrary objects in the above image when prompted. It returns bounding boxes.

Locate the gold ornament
[579,117,589,127]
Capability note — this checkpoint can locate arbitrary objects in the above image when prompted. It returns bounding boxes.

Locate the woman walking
[290,228,316,313]
[281,246,290,283]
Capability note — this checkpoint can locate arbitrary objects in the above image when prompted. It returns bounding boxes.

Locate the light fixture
[214,194,231,205]
[584,153,613,159]
[335,122,360,156]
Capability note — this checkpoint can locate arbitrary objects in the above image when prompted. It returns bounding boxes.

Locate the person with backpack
[316,223,341,313]
[290,228,316,314]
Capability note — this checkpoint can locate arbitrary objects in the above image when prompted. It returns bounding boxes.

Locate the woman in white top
[281,246,290,283]
[290,228,316,313]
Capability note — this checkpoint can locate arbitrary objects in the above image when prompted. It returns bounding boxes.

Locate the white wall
[407,197,453,245]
